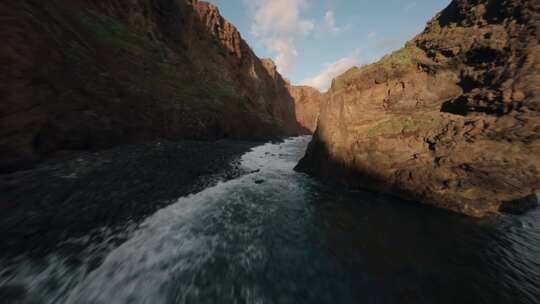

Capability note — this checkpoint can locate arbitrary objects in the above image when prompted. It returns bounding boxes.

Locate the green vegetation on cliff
[333,67,360,91]
[333,43,424,91]
[365,115,443,138]
[79,13,148,53]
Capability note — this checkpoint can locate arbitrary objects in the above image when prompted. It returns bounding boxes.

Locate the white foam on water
[62,136,312,304]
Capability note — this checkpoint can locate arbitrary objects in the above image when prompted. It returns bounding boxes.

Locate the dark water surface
[1,137,539,304]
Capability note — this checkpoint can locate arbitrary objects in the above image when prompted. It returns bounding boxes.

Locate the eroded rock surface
[0,0,305,172]
[287,84,322,133]
[297,0,540,217]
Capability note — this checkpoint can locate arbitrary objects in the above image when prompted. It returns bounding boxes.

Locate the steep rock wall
[287,84,322,133]
[297,0,540,217]
[0,0,305,172]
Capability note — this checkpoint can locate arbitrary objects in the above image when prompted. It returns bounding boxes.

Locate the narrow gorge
[1,0,539,303]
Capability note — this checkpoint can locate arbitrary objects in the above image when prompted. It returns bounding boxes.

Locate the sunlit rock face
[297,0,540,217]
[0,0,305,172]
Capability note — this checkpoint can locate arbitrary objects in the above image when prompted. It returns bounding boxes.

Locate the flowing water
[1,136,540,304]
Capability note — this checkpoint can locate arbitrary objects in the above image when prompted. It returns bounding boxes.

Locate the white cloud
[245,0,314,73]
[265,38,298,73]
[368,31,377,39]
[323,10,340,34]
[250,0,314,37]
[301,51,361,91]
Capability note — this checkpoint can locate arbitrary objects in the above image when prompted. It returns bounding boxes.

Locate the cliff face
[297,0,540,217]
[286,85,322,133]
[193,4,309,135]
[0,0,305,172]
[260,59,312,135]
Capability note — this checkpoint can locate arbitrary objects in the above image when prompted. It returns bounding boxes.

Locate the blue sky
[207,0,451,91]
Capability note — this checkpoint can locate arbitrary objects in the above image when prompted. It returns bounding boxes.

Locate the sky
[207,0,452,91]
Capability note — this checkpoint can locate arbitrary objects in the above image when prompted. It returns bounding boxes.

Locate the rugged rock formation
[297,0,540,217]
[287,84,322,133]
[0,0,305,172]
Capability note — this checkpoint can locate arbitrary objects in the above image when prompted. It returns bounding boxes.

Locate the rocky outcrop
[287,84,322,133]
[0,0,305,172]
[297,0,540,217]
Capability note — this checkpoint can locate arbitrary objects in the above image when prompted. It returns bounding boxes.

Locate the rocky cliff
[0,0,306,172]
[297,0,540,217]
[286,84,322,133]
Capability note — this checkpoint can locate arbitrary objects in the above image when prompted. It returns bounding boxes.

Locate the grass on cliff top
[376,42,424,70]
[332,67,360,91]
[333,42,424,91]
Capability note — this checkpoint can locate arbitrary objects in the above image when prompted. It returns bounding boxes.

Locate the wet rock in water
[255,179,265,184]
[297,0,540,217]
[499,194,539,215]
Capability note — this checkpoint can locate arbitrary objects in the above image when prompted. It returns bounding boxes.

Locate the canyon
[0,0,317,173]
[298,0,540,217]
[2,0,540,302]
[1,0,537,217]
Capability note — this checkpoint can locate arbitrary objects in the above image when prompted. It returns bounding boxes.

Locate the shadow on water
[0,137,539,304]
[312,186,540,304]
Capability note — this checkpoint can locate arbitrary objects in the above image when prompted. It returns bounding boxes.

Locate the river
[1,136,539,303]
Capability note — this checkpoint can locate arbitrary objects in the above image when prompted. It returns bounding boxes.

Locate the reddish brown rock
[0,0,305,172]
[287,84,322,133]
[260,59,311,135]
[297,0,540,217]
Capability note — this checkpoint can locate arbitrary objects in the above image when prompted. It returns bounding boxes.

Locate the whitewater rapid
[63,136,315,303]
